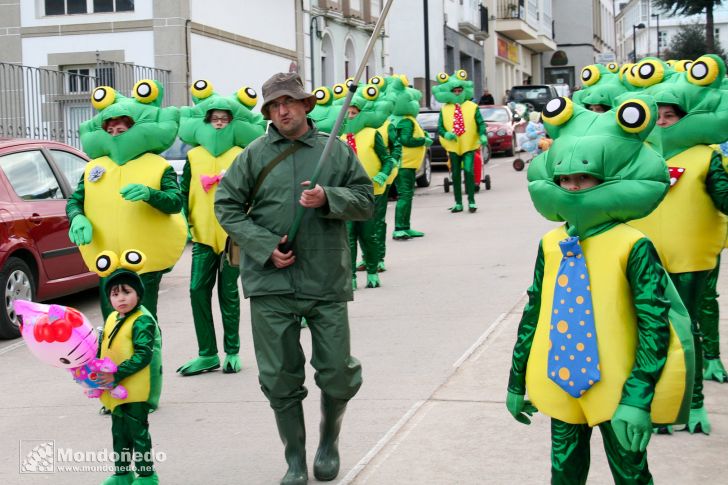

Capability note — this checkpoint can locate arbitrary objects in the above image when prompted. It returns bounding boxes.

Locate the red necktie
[346,133,358,154]
[453,104,465,136]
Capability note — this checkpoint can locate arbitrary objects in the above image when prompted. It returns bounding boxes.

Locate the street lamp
[651,13,661,58]
[309,14,324,89]
[632,23,646,62]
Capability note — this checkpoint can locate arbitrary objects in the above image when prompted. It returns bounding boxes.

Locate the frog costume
[309,86,343,135]
[625,55,728,433]
[175,80,267,376]
[507,95,695,484]
[432,70,487,212]
[340,84,396,289]
[66,80,185,322]
[382,75,432,240]
[573,63,630,111]
[95,250,162,485]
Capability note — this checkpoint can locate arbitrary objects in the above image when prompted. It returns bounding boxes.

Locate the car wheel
[0,257,35,339]
[416,153,432,188]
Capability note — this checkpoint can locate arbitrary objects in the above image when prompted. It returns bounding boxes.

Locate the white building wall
[189,0,296,51]
[387,0,445,84]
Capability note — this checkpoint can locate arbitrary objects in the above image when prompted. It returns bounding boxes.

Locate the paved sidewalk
[346,280,728,484]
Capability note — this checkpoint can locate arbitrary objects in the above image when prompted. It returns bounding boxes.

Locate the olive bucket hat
[260,72,316,119]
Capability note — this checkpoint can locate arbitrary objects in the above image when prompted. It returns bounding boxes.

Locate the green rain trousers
[110,402,154,477]
[449,151,476,206]
[373,188,390,263]
[348,194,386,275]
[550,418,652,485]
[700,256,721,359]
[249,294,362,412]
[100,271,164,322]
[671,270,711,409]
[189,242,240,356]
[394,168,416,231]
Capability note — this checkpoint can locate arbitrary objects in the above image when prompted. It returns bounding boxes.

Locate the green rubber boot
[101,472,134,485]
[176,355,221,376]
[703,357,728,383]
[468,202,478,213]
[352,277,357,291]
[132,473,159,485]
[274,403,308,485]
[223,354,241,374]
[450,203,463,213]
[392,230,410,240]
[687,406,711,435]
[377,261,386,272]
[313,394,348,481]
[366,273,380,288]
[404,229,425,238]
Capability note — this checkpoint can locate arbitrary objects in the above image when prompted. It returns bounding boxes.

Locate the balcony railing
[497,0,525,20]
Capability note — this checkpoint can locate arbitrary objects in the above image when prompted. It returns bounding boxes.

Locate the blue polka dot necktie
[547,236,600,398]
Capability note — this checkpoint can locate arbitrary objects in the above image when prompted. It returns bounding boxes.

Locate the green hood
[573,63,631,110]
[432,70,474,104]
[342,84,394,134]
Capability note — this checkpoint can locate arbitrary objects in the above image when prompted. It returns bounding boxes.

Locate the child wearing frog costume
[175,80,267,376]
[624,55,728,433]
[66,80,185,322]
[432,70,487,213]
[507,95,694,483]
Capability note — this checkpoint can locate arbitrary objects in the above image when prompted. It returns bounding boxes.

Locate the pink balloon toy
[14,300,127,400]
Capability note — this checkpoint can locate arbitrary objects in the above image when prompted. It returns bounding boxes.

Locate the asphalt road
[1,153,726,484]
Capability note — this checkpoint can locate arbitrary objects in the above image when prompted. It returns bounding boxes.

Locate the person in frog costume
[309,86,343,135]
[94,250,162,485]
[175,80,267,376]
[66,80,186,321]
[380,75,432,240]
[507,94,695,484]
[340,84,396,289]
[573,63,631,112]
[624,55,728,434]
[432,70,487,212]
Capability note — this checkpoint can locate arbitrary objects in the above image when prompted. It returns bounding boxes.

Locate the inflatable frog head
[343,84,394,134]
[630,55,728,158]
[309,86,343,134]
[573,64,630,111]
[432,70,473,105]
[386,75,423,117]
[177,80,267,156]
[527,95,668,236]
[80,80,179,165]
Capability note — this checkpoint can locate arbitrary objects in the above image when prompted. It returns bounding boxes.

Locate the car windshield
[510,87,550,101]
[480,108,510,123]
[416,112,440,130]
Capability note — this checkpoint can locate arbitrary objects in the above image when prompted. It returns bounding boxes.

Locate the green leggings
[550,418,652,484]
[348,193,387,274]
[101,271,164,322]
[394,168,416,231]
[111,402,154,477]
[700,256,721,359]
[449,150,476,205]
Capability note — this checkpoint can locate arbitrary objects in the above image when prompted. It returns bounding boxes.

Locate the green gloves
[506,391,537,425]
[120,183,151,202]
[68,214,93,245]
[424,133,434,147]
[611,404,652,452]
[479,134,488,145]
[687,406,711,435]
[444,131,457,141]
[372,172,389,186]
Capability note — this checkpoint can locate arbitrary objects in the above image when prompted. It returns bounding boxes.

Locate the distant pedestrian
[478,89,495,105]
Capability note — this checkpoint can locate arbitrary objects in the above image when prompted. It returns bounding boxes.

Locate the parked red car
[0,138,98,339]
[482,105,521,157]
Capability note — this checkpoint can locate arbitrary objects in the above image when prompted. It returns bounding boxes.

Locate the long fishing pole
[281,0,395,252]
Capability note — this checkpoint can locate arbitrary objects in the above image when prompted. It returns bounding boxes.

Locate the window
[45,0,87,15]
[93,0,134,13]
[65,66,116,93]
[0,151,62,200]
[658,30,667,49]
[45,0,134,15]
[50,150,87,189]
[67,68,91,93]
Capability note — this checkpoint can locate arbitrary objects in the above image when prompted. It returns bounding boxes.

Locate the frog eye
[436,72,449,84]
[616,99,651,133]
[687,56,721,86]
[120,250,145,272]
[332,83,347,99]
[95,251,119,278]
[581,66,601,86]
[236,86,258,108]
[191,79,213,99]
[542,97,574,126]
[619,63,633,81]
[314,87,331,105]
[91,86,115,110]
[673,60,693,72]
[399,74,410,86]
[345,77,355,89]
[455,70,468,81]
[362,85,379,101]
[369,76,384,87]
[627,60,664,87]
[606,63,619,73]
[133,80,160,104]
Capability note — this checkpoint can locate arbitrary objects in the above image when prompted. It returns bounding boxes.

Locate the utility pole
[423,0,431,107]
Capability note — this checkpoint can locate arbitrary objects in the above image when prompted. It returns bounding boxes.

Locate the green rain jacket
[214,120,374,302]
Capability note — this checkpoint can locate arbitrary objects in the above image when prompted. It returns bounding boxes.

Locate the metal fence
[0,60,170,149]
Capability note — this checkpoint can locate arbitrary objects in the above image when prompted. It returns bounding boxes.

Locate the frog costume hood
[628,55,728,159]
[431,70,474,104]
[178,80,267,156]
[528,94,669,237]
[573,63,631,110]
[343,84,394,134]
[80,80,179,165]
[309,86,343,134]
